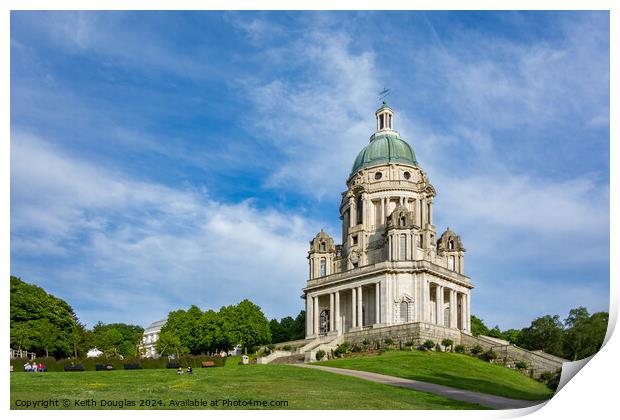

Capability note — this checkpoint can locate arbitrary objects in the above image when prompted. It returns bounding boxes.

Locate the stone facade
[303,103,473,340]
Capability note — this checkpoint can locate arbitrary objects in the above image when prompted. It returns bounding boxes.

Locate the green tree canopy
[91,322,144,358]
[470,315,490,336]
[517,315,564,355]
[10,276,83,358]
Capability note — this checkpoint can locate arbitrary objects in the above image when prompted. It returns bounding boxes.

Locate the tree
[518,315,564,356]
[198,309,224,354]
[269,319,286,344]
[33,319,61,357]
[155,331,186,359]
[219,300,271,352]
[10,276,83,358]
[470,315,490,336]
[159,306,203,355]
[487,325,503,339]
[563,308,608,361]
[91,322,144,357]
[502,329,521,345]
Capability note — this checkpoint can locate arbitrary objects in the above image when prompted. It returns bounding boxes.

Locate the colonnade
[306,279,471,337]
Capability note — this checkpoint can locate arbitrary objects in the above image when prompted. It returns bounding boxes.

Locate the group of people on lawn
[23,362,46,372]
[176,366,192,375]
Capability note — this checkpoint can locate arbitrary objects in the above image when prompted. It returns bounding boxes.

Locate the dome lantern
[375,101,394,132]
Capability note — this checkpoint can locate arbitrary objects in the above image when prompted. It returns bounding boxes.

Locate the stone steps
[269,354,306,365]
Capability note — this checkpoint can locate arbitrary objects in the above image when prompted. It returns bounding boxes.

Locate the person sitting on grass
[186,366,193,374]
[24,362,31,372]
[176,367,183,375]
[31,362,37,372]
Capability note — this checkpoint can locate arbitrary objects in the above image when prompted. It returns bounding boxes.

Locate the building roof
[350,132,418,175]
[143,319,167,333]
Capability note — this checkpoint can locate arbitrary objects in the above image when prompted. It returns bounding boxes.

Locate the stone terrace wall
[461,333,567,378]
[342,322,462,348]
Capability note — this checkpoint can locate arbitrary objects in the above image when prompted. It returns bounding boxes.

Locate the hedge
[11,355,226,372]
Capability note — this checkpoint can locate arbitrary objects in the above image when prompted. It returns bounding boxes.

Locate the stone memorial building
[303,102,473,340]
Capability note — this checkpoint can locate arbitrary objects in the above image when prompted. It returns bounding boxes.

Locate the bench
[201,361,216,368]
[124,363,141,370]
[166,362,181,369]
[95,364,114,371]
[64,364,84,372]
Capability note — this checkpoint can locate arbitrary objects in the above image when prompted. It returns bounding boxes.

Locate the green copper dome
[350,132,418,175]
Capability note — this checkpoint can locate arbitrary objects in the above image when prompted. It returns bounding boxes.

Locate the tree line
[471,307,608,361]
[10,276,145,359]
[10,275,608,362]
[155,300,272,357]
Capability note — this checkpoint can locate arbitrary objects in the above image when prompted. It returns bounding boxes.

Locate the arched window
[320,242,326,252]
[448,255,455,271]
[400,302,408,323]
[399,234,406,260]
[319,258,327,276]
[448,240,454,250]
[399,216,406,227]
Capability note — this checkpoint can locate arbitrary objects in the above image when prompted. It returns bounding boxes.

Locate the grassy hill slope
[316,350,555,401]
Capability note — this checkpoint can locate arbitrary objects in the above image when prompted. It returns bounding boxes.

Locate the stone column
[329,293,335,332]
[466,292,471,332]
[460,293,467,331]
[438,286,444,326]
[335,291,341,333]
[357,286,363,328]
[375,282,381,324]
[351,288,357,329]
[434,285,441,325]
[306,295,313,337]
[313,295,319,335]
[349,197,356,228]
[449,290,457,329]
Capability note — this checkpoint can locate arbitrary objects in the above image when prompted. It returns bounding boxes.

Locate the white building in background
[304,102,473,338]
[141,319,166,358]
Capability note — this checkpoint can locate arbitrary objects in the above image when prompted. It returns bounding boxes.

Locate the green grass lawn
[316,350,555,401]
[10,363,487,410]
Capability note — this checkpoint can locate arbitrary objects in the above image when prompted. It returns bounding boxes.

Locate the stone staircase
[461,332,568,378]
[302,335,343,362]
[268,353,306,364]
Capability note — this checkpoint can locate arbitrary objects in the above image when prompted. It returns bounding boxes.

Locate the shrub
[384,337,394,348]
[351,344,362,353]
[267,344,276,351]
[470,344,483,355]
[334,342,351,358]
[417,345,428,351]
[479,350,498,362]
[435,343,442,352]
[315,350,326,361]
[362,338,371,350]
[282,345,292,351]
[423,340,435,350]
[454,345,465,353]
[404,340,414,348]
[538,370,561,391]
[441,338,454,351]
[515,361,528,370]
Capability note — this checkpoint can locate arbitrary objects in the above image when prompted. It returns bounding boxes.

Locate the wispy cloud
[11,132,318,326]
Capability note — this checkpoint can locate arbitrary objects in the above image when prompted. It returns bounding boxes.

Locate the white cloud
[11,132,320,327]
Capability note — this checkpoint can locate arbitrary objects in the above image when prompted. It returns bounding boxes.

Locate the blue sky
[10,11,609,330]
